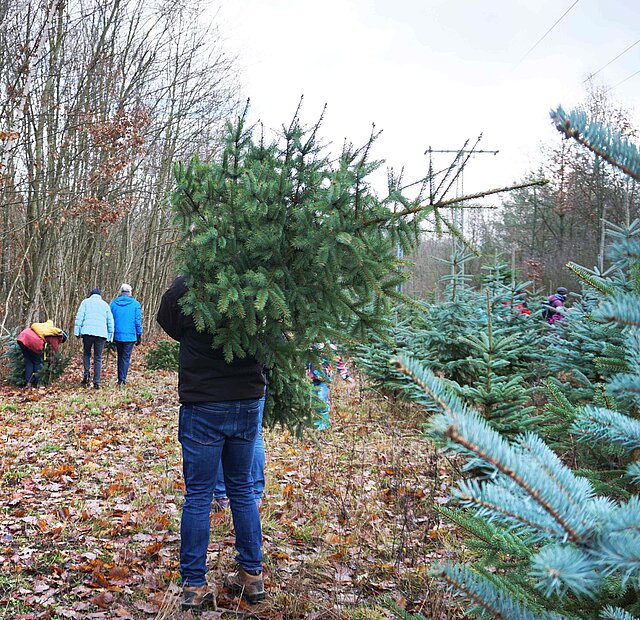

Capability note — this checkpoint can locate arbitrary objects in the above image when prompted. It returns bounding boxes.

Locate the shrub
[145,340,179,371]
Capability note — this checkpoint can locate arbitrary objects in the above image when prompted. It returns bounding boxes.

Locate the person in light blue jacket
[110,283,142,386]
[74,287,114,388]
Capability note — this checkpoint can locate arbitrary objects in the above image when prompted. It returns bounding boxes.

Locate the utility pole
[426,146,499,282]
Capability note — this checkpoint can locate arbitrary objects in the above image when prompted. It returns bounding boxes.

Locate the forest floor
[0,346,463,619]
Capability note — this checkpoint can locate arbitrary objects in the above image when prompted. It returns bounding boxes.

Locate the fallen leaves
[0,357,462,618]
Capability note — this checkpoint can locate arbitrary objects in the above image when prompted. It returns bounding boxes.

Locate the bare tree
[0,0,238,334]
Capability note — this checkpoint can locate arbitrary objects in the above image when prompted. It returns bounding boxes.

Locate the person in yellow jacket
[16,320,68,388]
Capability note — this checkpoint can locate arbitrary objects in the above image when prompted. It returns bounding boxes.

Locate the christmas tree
[169,104,422,427]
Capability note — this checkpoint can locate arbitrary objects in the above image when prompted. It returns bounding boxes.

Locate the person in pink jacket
[16,320,68,387]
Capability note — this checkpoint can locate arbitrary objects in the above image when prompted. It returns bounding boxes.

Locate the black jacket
[156,276,266,403]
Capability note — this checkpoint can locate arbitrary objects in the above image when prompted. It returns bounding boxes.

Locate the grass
[0,354,463,619]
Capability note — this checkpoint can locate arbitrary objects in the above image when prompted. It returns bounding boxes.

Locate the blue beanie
[90,287,101,296]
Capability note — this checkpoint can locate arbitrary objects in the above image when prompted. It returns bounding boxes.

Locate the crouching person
[157,275,267,611]
[17,320,68,387]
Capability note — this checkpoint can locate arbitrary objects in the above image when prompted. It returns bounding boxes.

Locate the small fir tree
[145,340,180,371]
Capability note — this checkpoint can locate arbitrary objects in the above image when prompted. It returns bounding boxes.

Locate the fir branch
[600,606,639,620]
[396,357,591,543]
[446,425,588,544]
[435,563,560,620]
[367,179,548,225]
[566,262,617,296]
[543,379,579,418]
[551,106,640,182]
[436,506,533,558]
[607,373,640,399]
[441,217,482,257]
[627,461,640,485]
[455,484,567,539]
[517,433,596,525]
[573,406,640,453]
[435,179,549,209]
[594,497,640,586]
[596,295,640,327]
[530,544,601,598]
[606,237,640,265]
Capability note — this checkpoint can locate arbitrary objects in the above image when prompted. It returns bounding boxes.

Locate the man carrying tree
[158,106,432,609]
[157,275,267,611]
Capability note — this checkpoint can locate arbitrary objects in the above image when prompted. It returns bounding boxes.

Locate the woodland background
[1,0,640,336]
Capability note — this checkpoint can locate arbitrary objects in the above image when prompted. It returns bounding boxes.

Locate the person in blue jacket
[110,283,143,386]
[74,287,114,388]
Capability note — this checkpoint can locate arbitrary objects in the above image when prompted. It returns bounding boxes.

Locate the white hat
[120,283,132,295]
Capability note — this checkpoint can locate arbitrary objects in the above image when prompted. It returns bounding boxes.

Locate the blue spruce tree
[389,109,640,619]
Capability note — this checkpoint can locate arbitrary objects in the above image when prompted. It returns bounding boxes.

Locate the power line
[606,68,640,92]
[585,37,640,82]
[513,0,580,69]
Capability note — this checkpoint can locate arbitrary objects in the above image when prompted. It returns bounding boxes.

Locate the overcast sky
[215,0,640,201]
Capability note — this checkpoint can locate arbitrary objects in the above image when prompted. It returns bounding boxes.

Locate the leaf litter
[1,351,462,618]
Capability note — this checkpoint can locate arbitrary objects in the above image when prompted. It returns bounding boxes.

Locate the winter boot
[181,584,216,611]
[224,567,265,604]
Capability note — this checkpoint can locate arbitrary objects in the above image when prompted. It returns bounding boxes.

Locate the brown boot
[224,567,265,604]
[181,584,216,611]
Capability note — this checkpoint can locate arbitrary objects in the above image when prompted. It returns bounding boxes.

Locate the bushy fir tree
[169,104,426,428]
[145,340,180,371]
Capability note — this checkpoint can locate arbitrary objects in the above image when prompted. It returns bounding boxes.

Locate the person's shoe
[25,381,32,389]
[213,496,230,511]
[181,584,216,611]
[93,383,100,389]
[81,378,89,387]
[224,567,265,604]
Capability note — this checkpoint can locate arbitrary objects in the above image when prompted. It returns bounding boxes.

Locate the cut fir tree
[169,104,422,428]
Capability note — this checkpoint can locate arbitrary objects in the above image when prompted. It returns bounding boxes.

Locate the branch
[435,179,549,208]
[394,358,585,544]
[369,179,548,225]
[551,107,640,182]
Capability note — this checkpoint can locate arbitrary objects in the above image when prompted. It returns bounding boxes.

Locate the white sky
[214,0,640,201]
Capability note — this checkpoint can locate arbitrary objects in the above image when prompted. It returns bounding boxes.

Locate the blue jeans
[82,335,106,385]
[115,341,135,384]
[18,342,42,385]
[214,406,264,500]
[179,397,264,586]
